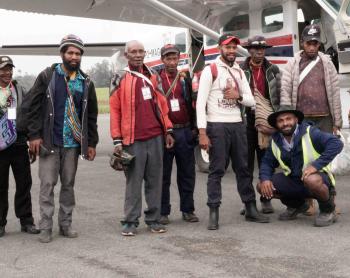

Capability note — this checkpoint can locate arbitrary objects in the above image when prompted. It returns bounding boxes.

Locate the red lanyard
[165,73,178,98]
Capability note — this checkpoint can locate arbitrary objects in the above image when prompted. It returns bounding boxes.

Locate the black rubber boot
[207,207,219,230]
[244,201,270,223]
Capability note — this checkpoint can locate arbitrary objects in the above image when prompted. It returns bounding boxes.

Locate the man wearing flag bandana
[27,34,99,243]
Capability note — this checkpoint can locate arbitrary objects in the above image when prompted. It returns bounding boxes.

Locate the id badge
[142,86,152,100]
[170,99,180,112]
[7,107,16,120]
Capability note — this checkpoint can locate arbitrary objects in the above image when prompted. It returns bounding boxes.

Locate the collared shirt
[280,124,299,152]
[54,64,84,147]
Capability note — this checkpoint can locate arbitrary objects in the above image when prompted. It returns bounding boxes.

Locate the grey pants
[38,147,79,230]
[304,115,333,133]
[123,135,164,226]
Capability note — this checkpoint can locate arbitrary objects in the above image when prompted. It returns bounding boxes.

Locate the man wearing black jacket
[27,35,99,243]
[240,36,281,214]
[158,44,199,224]
[0,56,39,237]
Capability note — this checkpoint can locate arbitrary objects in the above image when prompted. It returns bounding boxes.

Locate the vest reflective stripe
[271,140,291,176]
[302,126,335,186]
[271,127,335,186]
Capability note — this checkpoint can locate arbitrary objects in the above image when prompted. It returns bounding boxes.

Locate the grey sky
[0,9,183,75]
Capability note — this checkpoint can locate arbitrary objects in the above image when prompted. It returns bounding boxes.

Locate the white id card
[142,86,152,100]
[7,107,16,120]
[170,99,180,112]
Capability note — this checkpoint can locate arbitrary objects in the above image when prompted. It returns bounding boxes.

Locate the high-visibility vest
[271,126,335,186]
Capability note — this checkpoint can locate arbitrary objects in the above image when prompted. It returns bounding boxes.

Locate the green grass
[96,87,110,114]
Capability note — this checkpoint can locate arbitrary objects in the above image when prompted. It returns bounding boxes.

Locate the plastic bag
[331,132,350,175]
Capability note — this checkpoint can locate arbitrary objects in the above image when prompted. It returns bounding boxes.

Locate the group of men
[0,23,343,241]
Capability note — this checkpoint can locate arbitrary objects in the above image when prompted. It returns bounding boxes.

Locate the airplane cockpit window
[223,14,249,39]
[175,32,186,53]
[347,2,350,17]
[262,6,283,33]
[205,37,217,47]
[324,0,342,12]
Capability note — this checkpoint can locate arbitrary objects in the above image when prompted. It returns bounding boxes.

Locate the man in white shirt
[196,34,269,230]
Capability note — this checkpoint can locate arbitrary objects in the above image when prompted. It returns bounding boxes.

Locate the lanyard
[165,73,178,99]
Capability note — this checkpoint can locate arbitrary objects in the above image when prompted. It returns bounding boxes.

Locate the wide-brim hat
[268,106,304,128]
[244,35,272,49]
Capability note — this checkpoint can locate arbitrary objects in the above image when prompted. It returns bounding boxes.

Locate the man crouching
[257,107,343,226]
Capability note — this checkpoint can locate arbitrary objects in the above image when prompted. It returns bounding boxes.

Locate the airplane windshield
[324,0,342,12]
[223,14,249,39]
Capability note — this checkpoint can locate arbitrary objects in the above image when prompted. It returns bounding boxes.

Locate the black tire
[195,145,209,173]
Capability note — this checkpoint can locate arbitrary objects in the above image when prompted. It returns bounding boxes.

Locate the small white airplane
[1,0,349,171]
[0,0,349,73]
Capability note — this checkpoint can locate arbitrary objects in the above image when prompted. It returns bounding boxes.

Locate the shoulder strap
[210,63,218,83]
[299,56,320,84]
[165,72,180,98]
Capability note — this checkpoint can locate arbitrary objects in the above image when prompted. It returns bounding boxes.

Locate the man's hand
[223,87,240,100]
[29,149,37,164]
[259,180,275,199]
[87,147,96,161]
[333,126,340,136]
[256,124,276,135]
[165,134,175,149]
[302,165,317,181]
[199,133,211,151]
[29,138,42,157]
[114,144,123,154]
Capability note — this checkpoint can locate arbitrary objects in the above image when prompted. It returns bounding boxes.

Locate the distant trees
[14,71,36,90]
[87,59,112,88]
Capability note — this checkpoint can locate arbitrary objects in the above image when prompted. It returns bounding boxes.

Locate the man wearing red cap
[196,33,269,230]
[27,34,99,243]
[157,44,198,225]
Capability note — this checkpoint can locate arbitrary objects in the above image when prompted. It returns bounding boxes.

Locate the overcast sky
[0,9,183,76]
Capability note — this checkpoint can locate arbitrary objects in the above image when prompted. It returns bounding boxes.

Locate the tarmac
[1,114,350,278]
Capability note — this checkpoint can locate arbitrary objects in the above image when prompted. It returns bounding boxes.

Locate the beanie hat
[59,34,84,54]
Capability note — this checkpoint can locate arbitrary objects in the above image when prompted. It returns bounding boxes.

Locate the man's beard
[63,59,80,72]
[281,123,297,136]
[221,53,235,65]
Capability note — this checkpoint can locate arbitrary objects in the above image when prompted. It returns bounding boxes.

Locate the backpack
[191,63,218,108]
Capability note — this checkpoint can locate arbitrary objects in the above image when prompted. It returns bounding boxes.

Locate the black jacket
[27,64,98,159]
[240,58,281,126]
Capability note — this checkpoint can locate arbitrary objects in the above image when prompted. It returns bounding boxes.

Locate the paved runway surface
[1,114,350,278]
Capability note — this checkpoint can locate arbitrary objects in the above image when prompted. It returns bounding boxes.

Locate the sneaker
[21,224,40,234]
[39,229,52,243]
[278,202,310,221]
[121,224,137,236]
[182,212,199,222]
[59,226,78,238]
[315,211,337,227]
[148,223,167,233]
[159,215,170,225]
[0,226,5,237]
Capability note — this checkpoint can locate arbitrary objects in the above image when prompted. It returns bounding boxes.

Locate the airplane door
[334,0,350,73]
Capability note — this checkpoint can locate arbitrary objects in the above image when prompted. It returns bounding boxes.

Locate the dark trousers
[206,122,256,207]
[272,173,331,208]
[161,127,195,216]
[304,115,333,134]
[246,121,268,203]
[0,144,34,227]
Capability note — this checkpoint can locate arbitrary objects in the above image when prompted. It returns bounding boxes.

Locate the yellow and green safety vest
[271,126,335,186]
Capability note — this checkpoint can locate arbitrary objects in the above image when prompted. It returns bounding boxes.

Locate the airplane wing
[0,42,125,57]
[0,0,250,33]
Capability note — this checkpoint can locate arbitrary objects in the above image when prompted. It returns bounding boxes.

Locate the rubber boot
[207,207,219,230]
[244,201,270,223]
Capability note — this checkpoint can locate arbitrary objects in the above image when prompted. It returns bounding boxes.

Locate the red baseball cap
[218,34,240,46]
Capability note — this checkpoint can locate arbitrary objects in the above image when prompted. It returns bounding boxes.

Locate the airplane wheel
[195,145,209,173]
